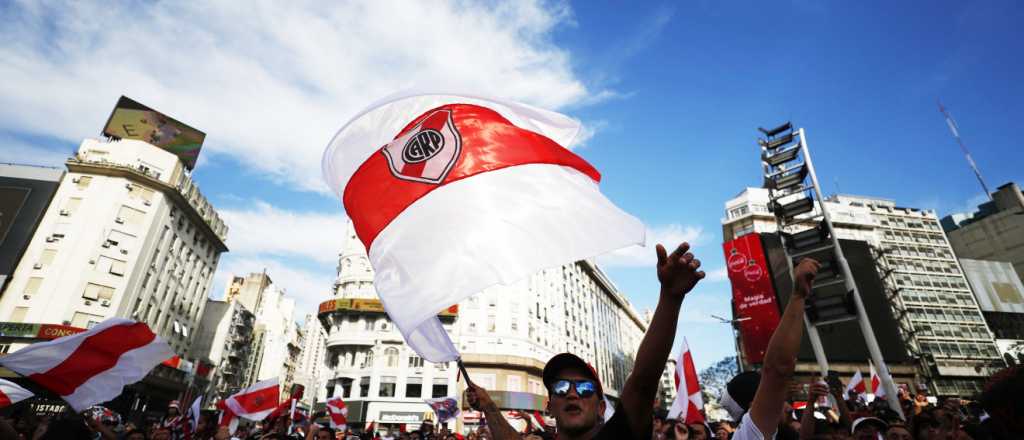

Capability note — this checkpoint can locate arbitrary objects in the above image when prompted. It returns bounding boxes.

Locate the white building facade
[193,298,256,399]
[318,222,646,434]
[723,188,1003,396]
[0,138,228,359]
[297,312,329,408]
[247,284,300,392]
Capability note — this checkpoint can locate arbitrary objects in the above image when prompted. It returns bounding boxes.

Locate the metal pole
[799,129,905,419]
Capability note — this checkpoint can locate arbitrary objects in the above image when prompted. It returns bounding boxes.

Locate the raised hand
[793,258,820,298]
[656,242,705,298]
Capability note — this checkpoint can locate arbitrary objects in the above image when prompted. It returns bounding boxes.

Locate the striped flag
[0,318,172,411]
[0,379,33,408]
[323,93,644,361]
[222,377,279,421]
[667,338,705,424]
[326,397,348,431]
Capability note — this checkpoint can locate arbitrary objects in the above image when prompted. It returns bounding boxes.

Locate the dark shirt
[590,403,649,440]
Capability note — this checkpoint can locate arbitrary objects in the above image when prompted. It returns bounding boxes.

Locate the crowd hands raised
[0,243,1020,440]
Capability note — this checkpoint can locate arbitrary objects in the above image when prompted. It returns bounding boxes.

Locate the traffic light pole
[798,129,904,419]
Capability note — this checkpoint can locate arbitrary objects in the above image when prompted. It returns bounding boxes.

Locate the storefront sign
[723,233,782,364]
[0,322,86,340]
[319,298,458,317]
[379,411,422,423]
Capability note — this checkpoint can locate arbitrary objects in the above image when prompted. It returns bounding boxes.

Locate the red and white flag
[0,379,33,408]
[323,94,644,361]
[0,318,171,411]
[222,377,280,421]
[846,370,865,395]
[326,397,348,431]
[532,410,548,429]
[183,395,201,440]
[667,338,705,424]
[869,362,887,398]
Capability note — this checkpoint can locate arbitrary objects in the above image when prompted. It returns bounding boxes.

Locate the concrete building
[943,183,1024,285]
[0,138,228,400]
[318,221,647,434]
[723,188,1003,396]
[247,282,300,392]
[0,164,64,293]
[192,298,256,400]
[297,312,329,408]
[656,358,678,410]
[959,258,1024,360]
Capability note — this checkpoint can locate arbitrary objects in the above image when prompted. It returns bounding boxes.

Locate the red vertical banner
[723,233,782,364]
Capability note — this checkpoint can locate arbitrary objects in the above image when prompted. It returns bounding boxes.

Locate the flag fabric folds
[870,362,887,398]
[222,378,280,421]
[424,397,460,423]
[323,93,645,361]
[667,338,705,424]
[0,318,172,411]
[846,370,865,396]
[0,379,33,408]
[326,397,348,431]
[183,396,201,440]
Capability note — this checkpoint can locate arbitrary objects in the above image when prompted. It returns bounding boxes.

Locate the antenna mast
[938,100,993,201]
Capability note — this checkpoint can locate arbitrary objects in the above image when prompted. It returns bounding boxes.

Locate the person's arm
[749,258,819,438]
[620,242,705,434]
[466,382,519,440]
[85,416,119,440]
[829,382,852,429]
[799,382,827,440]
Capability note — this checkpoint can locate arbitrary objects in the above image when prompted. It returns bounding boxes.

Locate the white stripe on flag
[62,338,173,411]
[368,164,644,361]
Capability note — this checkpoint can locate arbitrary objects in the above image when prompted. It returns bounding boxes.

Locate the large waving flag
[326,397,348,431]
[222,377,280,421]
[0,379,33,408]
[0,318,171,411]
[667,338,705,424]
[846,370,865,396]
[869,362,887,399]
[323,93,644,361]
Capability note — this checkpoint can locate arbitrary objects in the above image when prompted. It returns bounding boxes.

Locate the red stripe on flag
[344,103,601,250]
[28,322,156,396]
[0,390,11,408]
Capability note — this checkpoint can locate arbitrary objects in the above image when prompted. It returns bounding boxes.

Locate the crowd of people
[0,243,1020,440]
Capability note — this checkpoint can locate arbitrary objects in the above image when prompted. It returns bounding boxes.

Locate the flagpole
[457,358,473,385]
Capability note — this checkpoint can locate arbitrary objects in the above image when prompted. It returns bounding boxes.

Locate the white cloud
[219,201,348,265]
[0,135,75,167]
[705,267,728,282]
[213,255,334,321]
[0,0,601,192]
[597,223,706,267]
[567,119,607,149]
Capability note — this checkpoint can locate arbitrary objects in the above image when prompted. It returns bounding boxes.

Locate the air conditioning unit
[125,183,133,190]
[84,300,93,306]
[59,209,70,216]
[45,237,56,243]
[88,259,95,264]
[143,200,151,206]
[22,295,30,300]
[115,217,125,224]
[72,177,80,183]
[33,263,43,269]
[120,249,128,255]
[101,242,111,248]
[101,300,111,307]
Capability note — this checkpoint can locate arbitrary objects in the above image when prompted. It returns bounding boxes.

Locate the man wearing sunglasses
[467,241,706,440]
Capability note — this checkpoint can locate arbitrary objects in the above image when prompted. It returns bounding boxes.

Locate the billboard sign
[0,322,86,339]
[960,258,1024,314]
[318,298,458,317]
[101,96,206,170]
[723,233,782,364]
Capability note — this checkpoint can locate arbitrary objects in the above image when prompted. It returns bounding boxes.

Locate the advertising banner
[0,322,85,340]
[318,298,458,317]
[723,233,782,364]
[101,96,206,170]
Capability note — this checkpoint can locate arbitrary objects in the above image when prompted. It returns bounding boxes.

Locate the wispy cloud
[0,135,75,167]
[219,201,348,265]
[597,223,706,267]
[0,0,605,193]
[212,255,334,321]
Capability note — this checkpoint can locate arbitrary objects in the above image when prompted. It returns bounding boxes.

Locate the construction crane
[938,100,993,201]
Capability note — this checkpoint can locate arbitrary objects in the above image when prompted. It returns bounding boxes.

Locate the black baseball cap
[543,353,604,397]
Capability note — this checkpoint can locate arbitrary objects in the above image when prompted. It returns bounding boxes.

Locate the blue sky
[2,0,1022,369]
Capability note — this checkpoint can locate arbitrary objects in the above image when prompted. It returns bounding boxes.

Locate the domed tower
[317,221,459,433]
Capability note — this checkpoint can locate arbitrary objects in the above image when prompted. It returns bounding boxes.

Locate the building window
[379,376,396,397]
[487,315,496,333]
[384,347,399,368]
[405,377,423,398]
[82,283,115,301]
[117,205,145,226]
[75,176,92,189]
[62,197,82,216]
[358,377,370,398]
[38,249,57,267]
[71,312,104,329]
[10,307,29,323]
[364,318,375,331]
[432,378,448,398]
[23,277,43,296]
[506,375,523,392]
[408,356,424,368]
